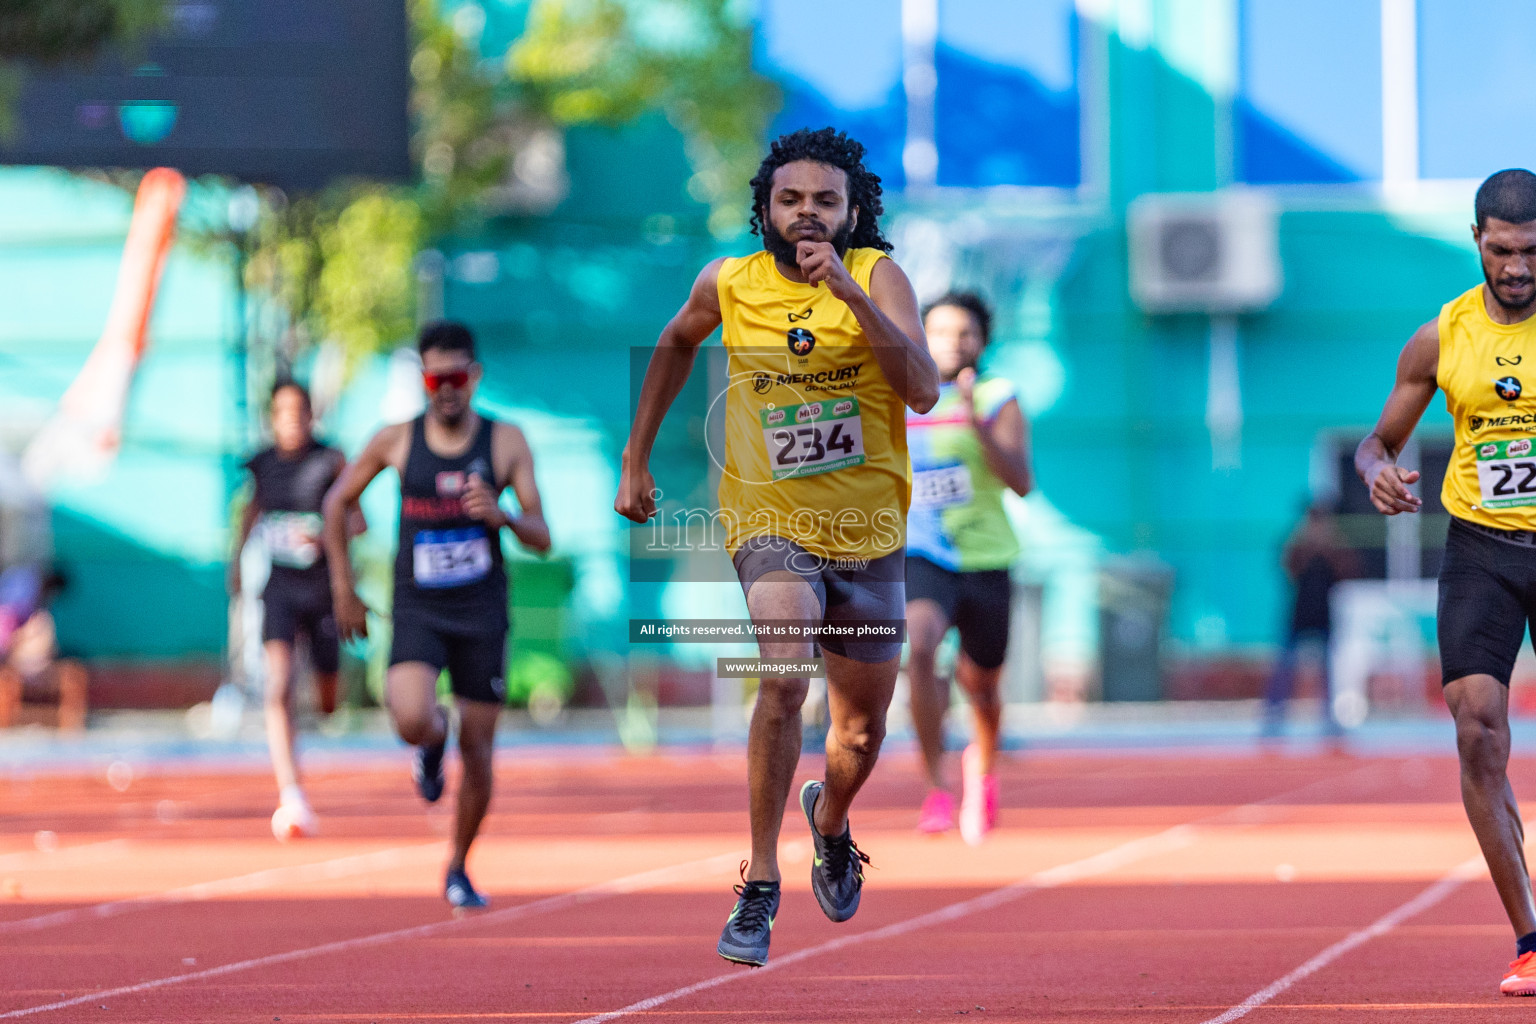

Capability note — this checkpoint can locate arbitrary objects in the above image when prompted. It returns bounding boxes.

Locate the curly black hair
[749,127,892,253]
[922,291,993,345]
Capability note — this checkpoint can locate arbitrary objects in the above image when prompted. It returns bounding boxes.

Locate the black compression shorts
[904,555,1013,670]
[261,583,339,674]
[1438,517,1536,687]
[731,536,906,664]
[389,611,508,705]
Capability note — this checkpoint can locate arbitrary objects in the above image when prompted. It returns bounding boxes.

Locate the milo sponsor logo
[765,408,786,426]
[1511,439,1533,458]
[796,402,822,423]
[1481,443,1500,458]
[833,400,853,416]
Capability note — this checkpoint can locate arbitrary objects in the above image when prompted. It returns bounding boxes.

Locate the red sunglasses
[423,369,470,392]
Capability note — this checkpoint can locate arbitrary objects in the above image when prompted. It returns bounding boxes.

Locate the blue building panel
[1238,0,1381,183]
[1419,0,1536,180]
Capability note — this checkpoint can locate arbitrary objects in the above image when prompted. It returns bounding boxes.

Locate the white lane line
[1197,856,1487,1024]
[569,824,1199,1024]
[0,848,747,1020]
[565,761,1406,1024]
[0,842,443,936]
[0,840,130,874]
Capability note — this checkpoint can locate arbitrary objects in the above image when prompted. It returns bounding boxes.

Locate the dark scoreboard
[0,0,411,188]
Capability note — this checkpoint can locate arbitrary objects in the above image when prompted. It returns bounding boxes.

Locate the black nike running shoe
[445,865,488,911]
[800,779,870,923]
[412,721,447,804]
[717,862,780,967]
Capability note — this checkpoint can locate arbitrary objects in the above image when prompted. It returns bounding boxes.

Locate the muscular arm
[490,423,551,553]
[1355,318,1440,515]
[615,258,725,523]
[858,257,940,413]
[322,424,405,638]
[228,491,261,594]
[799,246,939,413]
[975,397,1034,496]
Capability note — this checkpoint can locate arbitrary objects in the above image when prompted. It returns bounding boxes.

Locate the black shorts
[1438,517,1536,687]
[261,583,339,674]
[732,536,906,664]
[389,610,507,705]
[905,556,1012,670]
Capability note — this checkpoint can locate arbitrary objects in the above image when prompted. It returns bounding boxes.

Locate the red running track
[0,747,1525,1021]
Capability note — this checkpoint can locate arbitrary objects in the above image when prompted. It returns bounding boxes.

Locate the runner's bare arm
[616,258,726,523]
[976,397,1034,497]
[797,245,939,413]
[1355,318,1440,515]
[228,492,261,595]
[322,424,406,640]
[331,450,367,537]
[472,422,550,553]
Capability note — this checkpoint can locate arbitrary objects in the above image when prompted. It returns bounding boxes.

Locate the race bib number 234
[760,398,867,481]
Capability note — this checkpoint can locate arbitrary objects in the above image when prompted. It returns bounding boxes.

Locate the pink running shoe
[917,788,955,834]
[959,744,998,846]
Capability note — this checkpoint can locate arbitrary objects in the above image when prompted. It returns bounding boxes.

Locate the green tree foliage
[244,0,776,372]
[510,0,777,237]
[0,0,165,136]
[0,0,162,62]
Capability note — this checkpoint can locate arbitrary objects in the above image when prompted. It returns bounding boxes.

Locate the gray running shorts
[731,535,905,664]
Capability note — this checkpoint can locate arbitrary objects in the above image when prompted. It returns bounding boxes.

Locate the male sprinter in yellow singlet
[616,128,939,967]
[1358,169,1536,995]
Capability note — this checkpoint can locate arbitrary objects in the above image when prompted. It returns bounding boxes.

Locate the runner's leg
[450,697,500,872]
[1446,674,1536,937]
[743,571,819,883]
[816,650,899,837]
[263,640,301,794]
[905,599,952,790]
[387,661,447,746]
[954,650,1002,776]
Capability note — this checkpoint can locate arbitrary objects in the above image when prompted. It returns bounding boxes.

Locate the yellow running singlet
[1438,284,1536,530]
[716,248,909,559]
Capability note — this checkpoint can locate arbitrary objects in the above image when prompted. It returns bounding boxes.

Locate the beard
[431,395,468,427]
[763,214,854,266]
[1486,266,1536,312]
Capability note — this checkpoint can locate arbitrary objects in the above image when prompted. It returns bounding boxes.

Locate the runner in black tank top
[230,381,349,840]
[322,321,550,911]
[393,414,508,635]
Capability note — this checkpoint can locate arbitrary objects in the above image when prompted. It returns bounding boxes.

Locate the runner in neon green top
[904,293,1034,844]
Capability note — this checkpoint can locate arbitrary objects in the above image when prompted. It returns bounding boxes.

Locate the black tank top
[245,441,343,593]
[393,415,508,628]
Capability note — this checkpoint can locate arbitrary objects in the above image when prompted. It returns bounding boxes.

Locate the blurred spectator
[1262,502,1357,736]
[0,565,87,730]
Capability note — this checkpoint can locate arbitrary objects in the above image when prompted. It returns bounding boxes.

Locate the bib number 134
[413,528,492,587]
[1476,439,1536,508]
[760,398,867,481]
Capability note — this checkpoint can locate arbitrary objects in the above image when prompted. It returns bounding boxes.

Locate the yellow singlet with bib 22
[716,247,910,561]
[1439,283,1536,530]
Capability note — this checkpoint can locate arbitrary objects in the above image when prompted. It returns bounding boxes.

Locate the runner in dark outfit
[322,321,550,910]
[231,381,354,840]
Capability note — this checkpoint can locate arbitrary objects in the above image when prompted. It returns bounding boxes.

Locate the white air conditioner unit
[1128,191,1281,314]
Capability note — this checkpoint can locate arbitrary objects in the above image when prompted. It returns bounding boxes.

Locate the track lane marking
[0,842,443,936]
[1196,855,1487,1023]
[566,824,1201,1024]
[0,848,748,1019]
[0,840,130,874]
[563,761,1411,1024]
[0,760,1394,1019]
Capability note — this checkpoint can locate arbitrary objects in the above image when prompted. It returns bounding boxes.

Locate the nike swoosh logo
[814,857,823,867]
[1500,356,1523,366]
